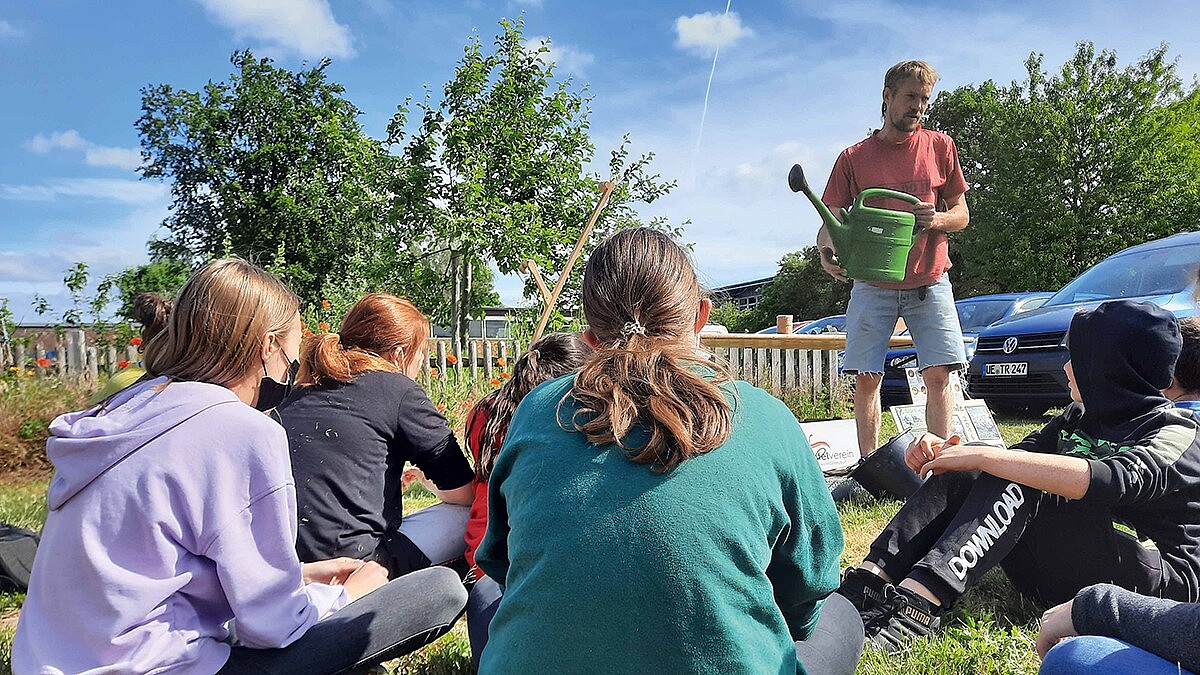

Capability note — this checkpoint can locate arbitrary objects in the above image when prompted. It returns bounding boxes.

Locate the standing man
[818,60,970,457]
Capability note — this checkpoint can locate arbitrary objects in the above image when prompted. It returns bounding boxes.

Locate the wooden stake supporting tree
[523,181,616,343]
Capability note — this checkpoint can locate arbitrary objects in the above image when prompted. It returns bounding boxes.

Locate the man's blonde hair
[882,60,939,115]
[143,258,299,386]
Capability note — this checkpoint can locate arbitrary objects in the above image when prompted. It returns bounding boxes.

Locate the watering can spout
[788,164,850,252]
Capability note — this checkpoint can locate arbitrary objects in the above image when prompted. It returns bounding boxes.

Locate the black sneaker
[837,567,891,613]
[861,584,942,653]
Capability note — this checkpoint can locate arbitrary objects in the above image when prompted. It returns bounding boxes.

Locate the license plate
[985,362,1027,377]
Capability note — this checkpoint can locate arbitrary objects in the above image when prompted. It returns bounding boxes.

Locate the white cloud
[83,146,144,171]
[26,130,143,170]
[0,20,20,39]
[26,130,88,153]
[513,0,543,7]
[523,36,595,75]
[196,0,355,59]
[674,11,752,54]
[0,179,169,206]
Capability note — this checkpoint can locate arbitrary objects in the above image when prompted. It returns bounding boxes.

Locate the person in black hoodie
[838,299,1200,652]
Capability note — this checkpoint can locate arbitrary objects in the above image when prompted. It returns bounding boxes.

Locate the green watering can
[788,163,922,283]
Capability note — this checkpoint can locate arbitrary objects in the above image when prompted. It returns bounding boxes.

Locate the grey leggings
[220,566,467,674]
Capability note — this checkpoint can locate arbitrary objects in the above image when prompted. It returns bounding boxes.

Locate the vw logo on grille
[1002,337,1019,354]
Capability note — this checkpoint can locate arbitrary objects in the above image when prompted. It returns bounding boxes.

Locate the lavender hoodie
[12,377,346,674]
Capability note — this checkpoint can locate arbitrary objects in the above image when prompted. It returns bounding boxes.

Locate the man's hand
[905,433,965,476]
[1036,599,1078,659]
[303,557,367,586]
[819,246,849,283]
[914,202,936,230]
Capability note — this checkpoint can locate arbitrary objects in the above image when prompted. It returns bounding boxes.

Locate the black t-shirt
[275,370,475,564]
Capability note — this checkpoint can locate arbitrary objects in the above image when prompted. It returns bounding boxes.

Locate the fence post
[66,329,87,380]
[469,341,479,380]
[483,341,494,380]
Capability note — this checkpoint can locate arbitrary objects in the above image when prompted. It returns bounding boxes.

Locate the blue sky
[3,0,1200,323]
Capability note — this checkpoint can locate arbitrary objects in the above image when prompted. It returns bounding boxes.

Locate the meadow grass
[0,386,1055,674]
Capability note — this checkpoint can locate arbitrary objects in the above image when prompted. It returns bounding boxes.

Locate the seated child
[476,228,862,675]
[462,332,592,668]
[839,300,1200,652]
[274,293,475,578]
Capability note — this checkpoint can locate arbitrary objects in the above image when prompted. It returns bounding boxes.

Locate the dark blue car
[967,231,1200,416]
[880,293,1053,407]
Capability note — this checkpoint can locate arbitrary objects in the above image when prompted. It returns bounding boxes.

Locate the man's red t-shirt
[821,127,969,289]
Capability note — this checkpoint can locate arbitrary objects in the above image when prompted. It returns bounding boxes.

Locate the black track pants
[864,469,1163,607]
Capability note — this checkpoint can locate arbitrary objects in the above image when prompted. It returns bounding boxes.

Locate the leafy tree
[97,259,192,320]
[708,301,767,334]
[137,51,403,304]
[389,18,679,351]
[756,248,852,321]
[926,42,1200,294]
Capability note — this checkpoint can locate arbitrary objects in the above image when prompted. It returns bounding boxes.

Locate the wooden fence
[9,330,920,392]
[3,327,139,380]
[701,333,914,393]
[423,337,524,380]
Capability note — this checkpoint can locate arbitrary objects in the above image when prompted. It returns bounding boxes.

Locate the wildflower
[496,357,507,367]
[430,368,439,379]
[446,354,459,365]
[118,361,130,369]
[36,358,50,368]
[130,336,143,346]
[321,299,332,309]
[436,403,446,412]
[303,328,313,337]
[500,372,511,379]
[318,321,331,332]
[489,378,501,386]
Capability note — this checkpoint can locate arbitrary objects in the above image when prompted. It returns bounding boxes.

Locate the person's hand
[914,202,936,230]
[1036,599,1078,659]
[905,433,963,475]
[303,557,366,586]
[342,560,390,601]
[819,245,849,283]
[919,437,999,478]
[402,466,437,493]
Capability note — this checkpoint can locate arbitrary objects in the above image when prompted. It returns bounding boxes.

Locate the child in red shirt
[462,332,591,668]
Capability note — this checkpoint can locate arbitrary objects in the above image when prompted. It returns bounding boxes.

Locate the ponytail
[298,331,398,386]
[571,227,735,473]
[569,338,734,473]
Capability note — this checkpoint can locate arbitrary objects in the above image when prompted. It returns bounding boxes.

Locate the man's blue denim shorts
[842,274,967,374]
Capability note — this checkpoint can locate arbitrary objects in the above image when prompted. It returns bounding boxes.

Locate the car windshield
[1045,243,1200,307]
[800,316,846,333]
[957,300,1014,333]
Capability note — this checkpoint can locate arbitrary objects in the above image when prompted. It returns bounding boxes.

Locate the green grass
[0,414,1056,675]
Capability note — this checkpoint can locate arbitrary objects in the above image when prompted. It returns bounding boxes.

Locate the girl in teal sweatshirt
[477,228,861,675]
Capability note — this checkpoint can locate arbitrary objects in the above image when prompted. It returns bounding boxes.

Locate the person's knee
[1039,637,1119,674]
[406,566,468,620]
[855,373,883,394]
[920,366,952,388]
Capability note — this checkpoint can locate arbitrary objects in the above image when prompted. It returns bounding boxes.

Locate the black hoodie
[1013,300,1200,602]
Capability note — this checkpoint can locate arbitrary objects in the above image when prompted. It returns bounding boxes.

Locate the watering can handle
[853,188,922,210]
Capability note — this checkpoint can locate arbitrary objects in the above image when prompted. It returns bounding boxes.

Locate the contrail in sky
[691,0,732,185]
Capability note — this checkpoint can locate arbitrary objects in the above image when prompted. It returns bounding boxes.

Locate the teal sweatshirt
[476,375,844,674]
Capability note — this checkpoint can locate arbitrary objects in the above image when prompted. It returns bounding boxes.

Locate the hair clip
[620,321,647,337]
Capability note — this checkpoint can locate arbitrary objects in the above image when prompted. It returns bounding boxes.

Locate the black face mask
[255,352,299,412]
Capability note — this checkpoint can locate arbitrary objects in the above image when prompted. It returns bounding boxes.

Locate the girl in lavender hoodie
[12,259,467,674]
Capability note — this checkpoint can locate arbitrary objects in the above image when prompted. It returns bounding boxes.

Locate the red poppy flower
[130,336,143,346]
[430,368,439,378]
[436,403,446,412]
[118,361,130,369]
[500,372,511,379]
[321,299,332,309]
[496,357,507,367]
[36,358,50,368]
[318,321,331,332]
[446,354,459,365]
[489,378,501,386]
